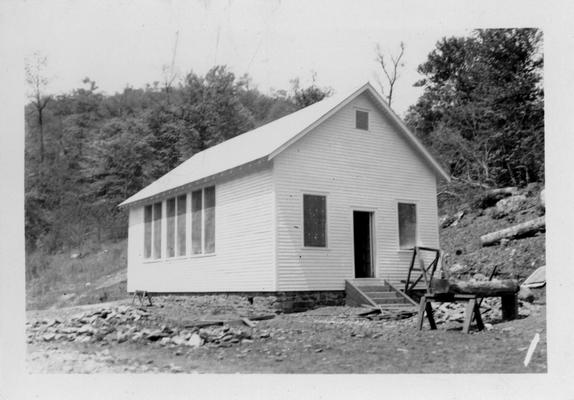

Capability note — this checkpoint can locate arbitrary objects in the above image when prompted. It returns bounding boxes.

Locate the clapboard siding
[274,92,439,290]
[127,166,275,292]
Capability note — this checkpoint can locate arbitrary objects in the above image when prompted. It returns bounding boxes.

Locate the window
[144,205,152,258]
[166,198,176,257]
[356,110,369,130]
[303,194,327,247]
[152,202,162,258]
[144,202,163,260]
[191,190,203,254]
[191,186,216,255]
[398,202,417,249]
[177,195,187,256]
[166,195,187,258]
[204,186,215,253]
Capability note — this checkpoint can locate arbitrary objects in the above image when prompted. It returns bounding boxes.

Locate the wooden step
[373,297,412,305]
[359,286,394,293]
[361,291,399,298]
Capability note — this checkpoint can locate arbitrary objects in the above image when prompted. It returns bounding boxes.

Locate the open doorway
[353,211,374,278]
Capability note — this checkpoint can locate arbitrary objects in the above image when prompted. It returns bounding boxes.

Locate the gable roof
[120,82,449,207]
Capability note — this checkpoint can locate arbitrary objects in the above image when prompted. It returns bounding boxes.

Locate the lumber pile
[480,217,545,246]
[358,307,417,321]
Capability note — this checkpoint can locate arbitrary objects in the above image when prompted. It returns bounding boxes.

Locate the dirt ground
[27,293,547,374]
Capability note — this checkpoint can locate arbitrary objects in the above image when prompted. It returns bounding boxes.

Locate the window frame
[190,185,216,256]
[142,186,216,262]
[355,109,370,131]
[397,201,418,251]
[302,192,328,249]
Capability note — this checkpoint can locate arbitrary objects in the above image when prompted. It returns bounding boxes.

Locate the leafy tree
[406,28,544,188]
[290,75,333,109]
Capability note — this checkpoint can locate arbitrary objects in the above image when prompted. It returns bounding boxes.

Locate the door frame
[351,208,377,278]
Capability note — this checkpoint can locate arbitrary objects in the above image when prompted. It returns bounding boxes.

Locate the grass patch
[26,239,128,310]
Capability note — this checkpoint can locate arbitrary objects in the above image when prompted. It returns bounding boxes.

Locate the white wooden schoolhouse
[120,82,450,309]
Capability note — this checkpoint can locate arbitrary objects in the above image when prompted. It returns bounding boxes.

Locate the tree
[405,29,544,188]
[375,42,405,109]
[290,74,333,109]
[25,53,52,165]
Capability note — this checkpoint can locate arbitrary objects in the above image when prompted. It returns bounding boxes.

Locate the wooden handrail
[404,246,441,295]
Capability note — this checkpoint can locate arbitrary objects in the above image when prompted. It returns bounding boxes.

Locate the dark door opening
[353,211,373,278]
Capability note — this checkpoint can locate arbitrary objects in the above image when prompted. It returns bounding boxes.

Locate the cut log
[480,217,545,247]
[477,187,518,208]
[448,279,519,296]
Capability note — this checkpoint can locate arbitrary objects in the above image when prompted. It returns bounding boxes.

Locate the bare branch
[375,42,405,108]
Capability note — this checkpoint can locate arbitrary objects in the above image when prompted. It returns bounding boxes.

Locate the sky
[14,0,482,116]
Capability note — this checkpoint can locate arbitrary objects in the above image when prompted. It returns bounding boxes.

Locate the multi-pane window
[191,190,203,254]
[303,194,327,247]
[176,195,187,256]
[166,195,187,258]
[191,186,216,255]
[356,110,369,130]
[166,198,176,257]
[398,202,417,249]
[204,186,216,253]
[143,187,215,260]
[153,202,162,258]
[144,202,163,259]
[144,205,153,258]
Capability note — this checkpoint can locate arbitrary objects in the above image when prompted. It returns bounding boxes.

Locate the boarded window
[398,203,417,249]
[191,190,202,254]
[356,110,369,130]
[144,205,152,258]
[177,194,187,256]
[153,202,162,259]
[166,198,176,258]
[303,194,327,247]
[204,186,215,254]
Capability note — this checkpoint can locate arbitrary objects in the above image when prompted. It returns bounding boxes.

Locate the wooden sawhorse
[132,290,153,306]
[417,293,484,334]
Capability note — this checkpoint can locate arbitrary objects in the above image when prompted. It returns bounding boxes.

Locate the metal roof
[120,82,449,207]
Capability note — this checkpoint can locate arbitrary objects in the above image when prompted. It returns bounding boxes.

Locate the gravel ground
[26,294,547,374]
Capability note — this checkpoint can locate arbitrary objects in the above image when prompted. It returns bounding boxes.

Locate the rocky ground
[27,292,546,373]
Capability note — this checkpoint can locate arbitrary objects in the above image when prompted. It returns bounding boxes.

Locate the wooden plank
[417,296,427,330]
[345,280,378,307]
[385,280,418,306]
[462,299,476,334]
[425,302,436,330]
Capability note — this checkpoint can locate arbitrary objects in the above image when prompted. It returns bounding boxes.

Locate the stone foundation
[140,290,346,313]
[252,291,346,313]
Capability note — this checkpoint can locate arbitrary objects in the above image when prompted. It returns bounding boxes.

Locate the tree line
[25,65,331,254]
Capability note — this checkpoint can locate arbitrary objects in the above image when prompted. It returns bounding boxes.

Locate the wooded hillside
[25,65,331,258]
